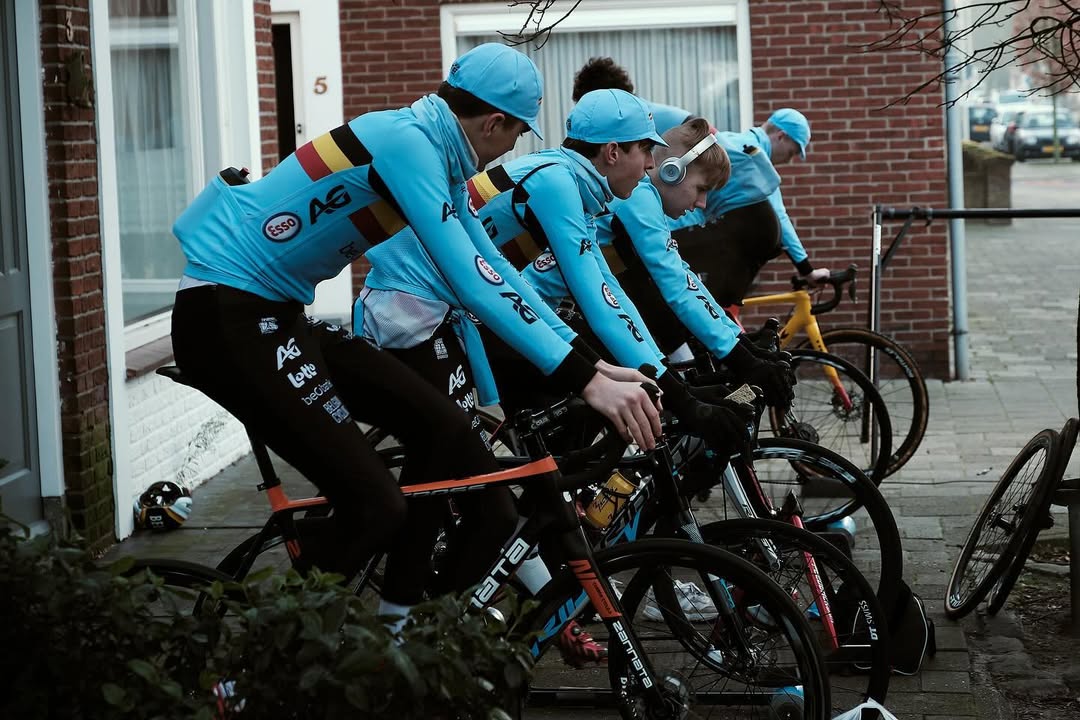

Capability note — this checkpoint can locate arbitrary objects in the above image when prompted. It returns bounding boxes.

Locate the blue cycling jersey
[174,94,584,382]
[476,149,669,376]
[586,176,742,360]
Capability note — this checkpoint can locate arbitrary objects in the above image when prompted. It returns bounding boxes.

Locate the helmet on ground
[134,481,193,531]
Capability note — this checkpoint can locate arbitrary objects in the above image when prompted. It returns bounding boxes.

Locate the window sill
[126,335,174,380]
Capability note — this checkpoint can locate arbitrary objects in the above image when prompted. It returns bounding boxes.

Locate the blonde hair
[658,117,730,190]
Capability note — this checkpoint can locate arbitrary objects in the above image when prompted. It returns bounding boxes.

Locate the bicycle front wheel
[700,518,891,713]
[812,328,929,478]
[768,349,893,484]
[945,428,1059,620]
[520,538,831,720]
[985,419,1078,616]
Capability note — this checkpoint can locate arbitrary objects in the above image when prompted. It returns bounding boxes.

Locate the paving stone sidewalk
[105,161,1080,719]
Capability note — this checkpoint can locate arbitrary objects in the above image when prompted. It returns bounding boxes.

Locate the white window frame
[93,0,261,350]
[92,0,261,538]
[439,0,754,131]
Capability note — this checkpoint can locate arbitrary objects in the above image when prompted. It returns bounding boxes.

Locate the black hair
[436,81,525,126]
[562,137,655,159]
[572,57,634,102]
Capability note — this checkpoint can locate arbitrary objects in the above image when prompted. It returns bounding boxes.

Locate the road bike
[131,366,832,718]
[945,417,1078,619]
[740,266,929,480]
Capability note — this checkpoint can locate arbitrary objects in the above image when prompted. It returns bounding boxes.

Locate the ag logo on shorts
[475,256,503,285]
[601,283,620,309]
[262,212,302,242]
[532,252,557,273]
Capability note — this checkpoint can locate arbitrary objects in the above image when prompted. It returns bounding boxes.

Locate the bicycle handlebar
[509,395,629,491]
[791,263,858,315]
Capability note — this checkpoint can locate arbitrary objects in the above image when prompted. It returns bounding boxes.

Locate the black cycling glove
[657,370,753,459]
[723,340,796,413]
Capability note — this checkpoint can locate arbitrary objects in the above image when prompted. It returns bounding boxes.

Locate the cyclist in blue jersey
[580,117,796,410]
[169,43,659,638]
[360,90,750,451]
[571,58,830,306]
[355,89,748,664]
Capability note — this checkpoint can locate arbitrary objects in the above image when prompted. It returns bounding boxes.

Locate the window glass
[108,0,196,323]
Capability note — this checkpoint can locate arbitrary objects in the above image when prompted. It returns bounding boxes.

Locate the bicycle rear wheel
[768,349,892,484]
[804,328,929,478]
[985,419,1079,616]
[121,558,241,619]
[945,429,1059,620]
[520,538,831,719]
[700,518,890,712]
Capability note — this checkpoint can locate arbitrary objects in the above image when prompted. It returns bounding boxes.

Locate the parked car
[968,104,996,142]
[990,102,1046,151]
[1007,108,1080,161]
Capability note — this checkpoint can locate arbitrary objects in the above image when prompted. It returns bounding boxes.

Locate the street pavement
[105,160,1080,719]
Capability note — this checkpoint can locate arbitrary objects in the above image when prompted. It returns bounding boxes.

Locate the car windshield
[971,107,995,123]
[1021,111,1077,129]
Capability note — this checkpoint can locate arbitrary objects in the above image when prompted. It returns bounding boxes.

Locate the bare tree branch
[497,0,584,49]
[869,1,1080,106]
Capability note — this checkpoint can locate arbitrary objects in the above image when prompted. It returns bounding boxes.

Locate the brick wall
[127,374,250,502]
[337,0,952,376]
[254,0,278,175]
[743,0,951,377]
[39,0,114,549]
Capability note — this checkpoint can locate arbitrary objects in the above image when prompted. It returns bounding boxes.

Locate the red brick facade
[39,0,114,549]
[254,0,279,174]
[336,0,952,375]
[744,0,950,376]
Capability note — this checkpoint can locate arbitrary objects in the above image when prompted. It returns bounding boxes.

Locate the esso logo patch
[602,283,620,308]
[475,256,503,285]
[533,252,557,272]
[686,273,699,291]
[262,212,302,242]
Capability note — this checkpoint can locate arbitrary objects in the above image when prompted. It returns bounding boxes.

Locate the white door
[271,2,351,324]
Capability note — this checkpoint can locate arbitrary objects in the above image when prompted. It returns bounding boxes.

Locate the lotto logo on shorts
[288,363,318,388]
[434,338,448,360]
[258,317,279,335]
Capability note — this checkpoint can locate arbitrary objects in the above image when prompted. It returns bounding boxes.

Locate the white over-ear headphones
[658,133,719,185]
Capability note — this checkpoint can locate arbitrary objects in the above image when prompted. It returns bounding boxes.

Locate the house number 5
[314,76,328,95]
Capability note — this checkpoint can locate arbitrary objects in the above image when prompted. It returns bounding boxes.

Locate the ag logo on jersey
[686,273,700,291]
[309,184,352,225]
[602,283,620,309]
[532,251,557,273]
[666,237,679,252]
[262,212,302,242]
[475,256,504,285]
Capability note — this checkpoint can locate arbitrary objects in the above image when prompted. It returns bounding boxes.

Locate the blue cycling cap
[767,108,811,159]
[566,89,668,147]
[446,43,545,140]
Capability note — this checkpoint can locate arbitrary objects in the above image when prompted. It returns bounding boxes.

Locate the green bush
[0,522,532,719]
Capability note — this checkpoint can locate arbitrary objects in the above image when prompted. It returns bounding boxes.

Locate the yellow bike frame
[741,289,849,403]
